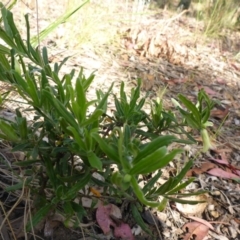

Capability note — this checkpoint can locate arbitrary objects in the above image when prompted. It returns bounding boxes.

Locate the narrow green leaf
[81,72,95,91]
[142,170,162,194]
[82,109,103,127]
[43,89,78,129]
[42,47,49,65]
[130,176,160,208]
[28,44,41,63]
[178,94,201,123]
[123,124,131,147]
[87,151,102,170]
[11,142,32,152]
[185,115,201,129]
[169,160,193,190]
[55,185,64,200]
[63,202,74,216]
[166,197,206,205]
[64,171,91,200]
[14,159,40,167]
[0,53,11,73]
[71,101,83,125]
[44,156,58,190]
[0,44,10,54]
[114,96,124,116]
[52,72,64,101]
[75,77,86,123]
[71,202,86,222]
[131,204,152,235]
[5,178,32,191]
[167,178,195,195]
[31,0,90,47]
[129,147,167,175]
[0,28,16,49]
[16,117,28,139]
[1,7,13,38]
[158,197,168,211]
[172,190,208,197]
[155,177,174,195]
[57,174,87,183]
[67,126,86,150]
[201,109,211,124]
[135,129,158,139]
[56,56,70,73]
[24,14,31,54]
[129,86,140,113]
[120,82,128,104]
[25,73,40,106]
[92,132,120,163]
[1,0,17,11]
[4,9,27,53]
[133,135,177,164]
[135,97,145,111]
[40,70,49,89]
[26,203,53,231]
[130,149,183,175]
[0,120,20,142]
[96,83,113,111]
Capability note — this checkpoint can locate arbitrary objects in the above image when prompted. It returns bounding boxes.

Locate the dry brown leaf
[186,162,216,177]
[207,168,240,180]
[166,78,188,86]
[210,160,240,176]
[198,86,219,96]
[211,108,229,119]
[96,203,134,239]
[187,216,214,230]
[233,218,240,224]
[182,221,209,240]
[210,158,228,165]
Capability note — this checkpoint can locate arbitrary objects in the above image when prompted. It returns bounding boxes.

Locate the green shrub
[0,6,214,233]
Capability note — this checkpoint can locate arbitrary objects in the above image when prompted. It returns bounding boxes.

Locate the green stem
[112,126,131,171]
[130,176,160,208]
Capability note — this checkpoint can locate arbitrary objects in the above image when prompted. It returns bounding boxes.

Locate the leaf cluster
[0,6,214,233]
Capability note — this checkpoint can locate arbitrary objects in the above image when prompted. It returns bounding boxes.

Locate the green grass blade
[0,44,10,54]
[26,203,53,231]
[131,203,152,236]
[31,0,90,47]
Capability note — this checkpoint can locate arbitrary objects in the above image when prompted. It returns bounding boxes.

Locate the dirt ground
[1,0,240,239]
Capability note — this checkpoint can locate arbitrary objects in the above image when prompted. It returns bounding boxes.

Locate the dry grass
[191,0,240,36]
[60,0,153,49]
